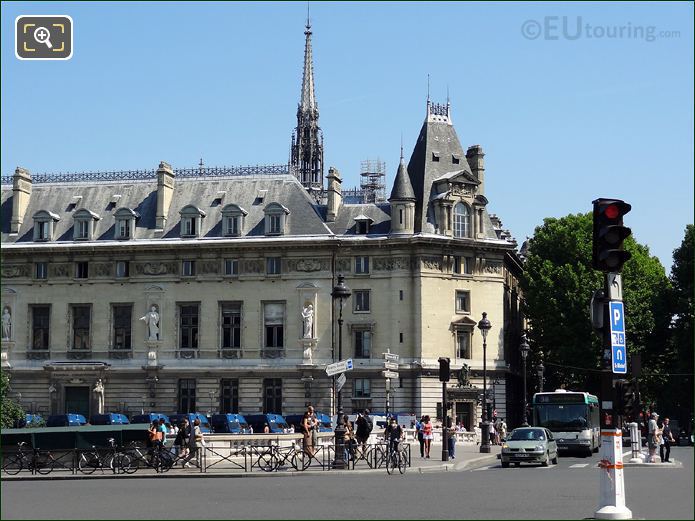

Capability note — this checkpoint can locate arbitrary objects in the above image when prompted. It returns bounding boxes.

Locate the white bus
[532,389,601,455]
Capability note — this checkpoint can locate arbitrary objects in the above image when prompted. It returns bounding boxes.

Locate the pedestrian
[301,411,314,456]
[660,417,676,463]
[342,414,354,461]
[415,416,425,457]
[447,418,456,460]
[174,419,189,462]
[648,412,660,463]
[147,421,163,464]
[499,418,508,443]
[422,415,433,458]
[158,418,168,444]
[307,405,319,450]
[355,409,373,453]
[263,422,270,434]
[489,420,497,445]
[182,418,203,468]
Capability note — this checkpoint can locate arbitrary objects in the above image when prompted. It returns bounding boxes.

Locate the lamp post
[520,333,530,427]
[331,274,351,469]
[477,312,491,453]
[537,360,545,393]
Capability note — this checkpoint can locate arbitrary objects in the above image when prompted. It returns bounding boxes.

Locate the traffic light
[438,357,450,382]
[592,198,632,272]
[615,379,636,419]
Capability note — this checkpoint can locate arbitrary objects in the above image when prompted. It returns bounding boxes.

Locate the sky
[2,1,693,272]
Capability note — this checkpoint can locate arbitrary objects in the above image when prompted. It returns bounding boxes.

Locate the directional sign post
[384,361,399,371]
[382,370,399,379]
[383,352,399,363]
[326,358,354,377]
[609,301,627,374]
[336,373,347,392]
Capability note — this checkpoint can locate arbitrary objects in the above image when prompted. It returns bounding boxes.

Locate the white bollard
[595,429,632,520]
[628,422,644,463]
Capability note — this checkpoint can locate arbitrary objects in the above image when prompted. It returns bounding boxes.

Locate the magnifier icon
[33,26,53,49]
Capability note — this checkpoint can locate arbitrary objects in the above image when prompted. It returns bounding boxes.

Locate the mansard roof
[325,203,391,236]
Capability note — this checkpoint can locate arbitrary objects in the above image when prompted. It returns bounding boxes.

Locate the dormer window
[221,204,248,237]
[453,202,472,238]
[264,203,290,236]
[179,205,206,238]
[354,214,374,235]
[73,209,100,241]
[114,207,139,240]
[32,210,60,242]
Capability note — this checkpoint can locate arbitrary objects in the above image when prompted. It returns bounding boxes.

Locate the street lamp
[331,274,351,469]
[537,359,545,393]
[520,333,530,427]
[477,312,491,454]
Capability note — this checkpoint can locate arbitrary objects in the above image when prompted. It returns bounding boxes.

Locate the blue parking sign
[609,301,627,374]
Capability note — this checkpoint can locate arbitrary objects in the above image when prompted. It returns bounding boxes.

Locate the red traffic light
[592,198,632,272]
[605,204,620,219]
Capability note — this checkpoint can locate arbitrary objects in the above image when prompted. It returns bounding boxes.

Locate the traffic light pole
[441,381,449,461]
[595,271,632,520]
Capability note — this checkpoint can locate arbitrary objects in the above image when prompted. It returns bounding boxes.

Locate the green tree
[664,225,694,420]
[521,212,671,402]
[1,372,24,429]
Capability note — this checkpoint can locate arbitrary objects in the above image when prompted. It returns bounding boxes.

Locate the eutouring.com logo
[521,16,680,42]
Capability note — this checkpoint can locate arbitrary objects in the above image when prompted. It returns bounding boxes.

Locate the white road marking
[570,463,590,468]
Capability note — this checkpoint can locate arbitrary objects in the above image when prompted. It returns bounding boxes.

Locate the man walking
[660,417,676,463]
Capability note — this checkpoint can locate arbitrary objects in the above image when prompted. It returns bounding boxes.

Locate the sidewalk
[0,443,501,481]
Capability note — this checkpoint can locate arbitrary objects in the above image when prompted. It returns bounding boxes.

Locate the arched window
[453,203,471,238]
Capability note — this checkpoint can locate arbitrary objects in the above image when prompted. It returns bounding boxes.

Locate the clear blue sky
[2,1,693,271]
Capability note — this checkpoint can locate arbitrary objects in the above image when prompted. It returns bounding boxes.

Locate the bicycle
[2,442,55,475]
[255,443,307,472]
[78,438,134,474]
[386,440,407,475]
[126,441,175,473]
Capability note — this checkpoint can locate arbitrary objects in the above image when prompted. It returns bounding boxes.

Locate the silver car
[500,427,558,468]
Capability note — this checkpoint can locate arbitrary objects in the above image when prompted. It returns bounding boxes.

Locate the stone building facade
[0,21,525,429]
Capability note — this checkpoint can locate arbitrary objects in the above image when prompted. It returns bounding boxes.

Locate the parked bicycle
[255,443,308,472]
[2,441,55,475]
[125,441,175,473]
[77,438,133,474]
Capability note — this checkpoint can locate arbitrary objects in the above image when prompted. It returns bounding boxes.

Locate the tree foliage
[1,372,24,429]
[521,212,671,402]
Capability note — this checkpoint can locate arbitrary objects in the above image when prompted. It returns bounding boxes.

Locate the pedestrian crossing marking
[570,464,590,468]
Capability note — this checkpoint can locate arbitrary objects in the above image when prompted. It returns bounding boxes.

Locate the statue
[2,307,11,340]
[139,305,160,341]
[458,363,471,387]
[301,304,314,339]
[93,379,104,414]
[303,345,313,365]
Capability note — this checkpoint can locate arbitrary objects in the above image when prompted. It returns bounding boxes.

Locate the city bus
[532,390,600,455]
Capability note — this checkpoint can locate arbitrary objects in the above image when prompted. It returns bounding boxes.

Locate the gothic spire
[291,16,324,194]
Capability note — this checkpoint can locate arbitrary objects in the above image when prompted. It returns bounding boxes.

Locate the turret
[389,150,416,235]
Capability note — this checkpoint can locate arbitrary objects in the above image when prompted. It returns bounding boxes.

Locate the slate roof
[325,203,391,236]
[0,174,332,243]
[389,158,416,201]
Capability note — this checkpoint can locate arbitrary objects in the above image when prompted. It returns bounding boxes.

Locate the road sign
[383,361,399,370]
[383,352,399,362]
[336,373,346,392]
[326,358,354,377]
[382,370,399,379]
[609,301,627,374]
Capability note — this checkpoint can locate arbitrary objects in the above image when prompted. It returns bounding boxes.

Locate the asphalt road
[2,447,692,519]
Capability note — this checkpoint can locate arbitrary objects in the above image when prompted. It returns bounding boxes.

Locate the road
[2,447,692,519]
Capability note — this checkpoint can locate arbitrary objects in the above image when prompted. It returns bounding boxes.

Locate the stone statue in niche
[93,379,104,414]
[301,304,314,339]
[139,305,160,341]
[1,307,11,340]
[303,344,313,364]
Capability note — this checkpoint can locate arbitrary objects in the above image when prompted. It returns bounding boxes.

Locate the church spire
[291,14,324,194]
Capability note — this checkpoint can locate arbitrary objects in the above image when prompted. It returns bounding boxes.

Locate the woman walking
[422,415,433,458]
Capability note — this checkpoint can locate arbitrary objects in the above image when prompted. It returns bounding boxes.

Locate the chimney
[466,145,485,194]
[11,167,32,234]
[326,166,342,223]
[155,161,175,230]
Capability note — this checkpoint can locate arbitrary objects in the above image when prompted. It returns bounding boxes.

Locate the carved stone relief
[1,265,29,278]
[373,257,410,271]
[199,261,219,275]
[242,259,264,274]
[336,258,350,273]
[49,264,70,278]
[287,258,328,272]
[92,263,113,277]
[420,256,443,271]
[135,262,178,276]
[483,260,503,275]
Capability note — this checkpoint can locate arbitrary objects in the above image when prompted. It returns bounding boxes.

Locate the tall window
[455,290,470,313]
[178,379,196,413]
[179,304,199,349]
[182,260,196,277]
[263,378,282,413]
[220,302,242,349]
[33,210,59,242]
[355,330,372,358]
[75,220,89,240]
[224,259,239,276]
[117,219,130,239]
[35,262,48,280]
[31,305,50,350]
[464,256,474,274]
[71,305,91,350]
[453,203,471,238]
[264,202,289,235]
[353,378,371,398]
[354,256,370,274]
[36,221,49,241]
[453,255,462,274]
[221,204,247,237]
[113,305,132,350]
[354,290,371,313]
[75,262,89,279]
[114,207,138,240]
[456,330,472,359]
[220,379,239,414]
[115,261,130,278]
[269,215,281,234]
[263,302,285,358]
[266,257,281,275]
